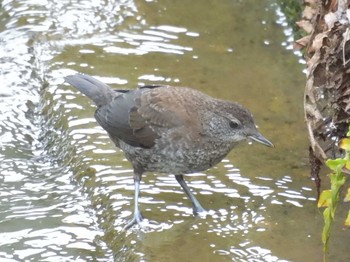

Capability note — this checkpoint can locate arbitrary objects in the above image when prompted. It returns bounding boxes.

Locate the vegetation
[279,0,350,260]
[278,0,305,39]
[318,126,350,261]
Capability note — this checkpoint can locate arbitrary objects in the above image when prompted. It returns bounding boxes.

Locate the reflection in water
[0,0,336,262]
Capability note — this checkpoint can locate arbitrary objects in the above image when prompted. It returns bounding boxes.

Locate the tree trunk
[296,0,350,180]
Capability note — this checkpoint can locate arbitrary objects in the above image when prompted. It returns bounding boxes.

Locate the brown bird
[65,73,273,229]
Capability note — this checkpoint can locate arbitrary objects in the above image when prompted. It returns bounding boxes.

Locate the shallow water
[1,0,349,261]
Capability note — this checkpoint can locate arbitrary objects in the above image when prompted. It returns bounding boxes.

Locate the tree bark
[296,0,350,179]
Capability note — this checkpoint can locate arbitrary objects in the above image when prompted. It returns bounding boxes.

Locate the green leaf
[322,207,331,253]
[320,124,350,259]
[330,173,346,191]
[330,173,345,215]
[326,159,347,172]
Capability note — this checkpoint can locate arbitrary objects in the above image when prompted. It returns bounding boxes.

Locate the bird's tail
[65,74,115,106]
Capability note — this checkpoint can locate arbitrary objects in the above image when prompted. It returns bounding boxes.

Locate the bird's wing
[94,88,153,148]
[95,86,202,149]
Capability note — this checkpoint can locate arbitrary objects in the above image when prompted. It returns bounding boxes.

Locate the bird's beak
[249,132,274,147]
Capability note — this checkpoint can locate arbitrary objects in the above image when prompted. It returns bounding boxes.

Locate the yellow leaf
[318,190,332,208]
[345,210,350,227]
[339,138,350,151]
[345,163,350,173]
[344,187,350,202]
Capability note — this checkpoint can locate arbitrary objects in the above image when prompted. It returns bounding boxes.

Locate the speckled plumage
[65,73,273,228]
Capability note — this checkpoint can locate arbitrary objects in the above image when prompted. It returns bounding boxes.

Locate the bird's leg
[175,175,206,215]
[124,170,143,229]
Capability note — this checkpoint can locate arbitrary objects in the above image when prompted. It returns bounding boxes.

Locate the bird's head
[205,100,273,148]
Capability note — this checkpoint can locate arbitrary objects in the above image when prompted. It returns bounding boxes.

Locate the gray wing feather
[95,88,159,148]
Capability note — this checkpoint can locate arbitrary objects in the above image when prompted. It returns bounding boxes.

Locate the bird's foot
[124,211,144,230]
[193,205,207,217]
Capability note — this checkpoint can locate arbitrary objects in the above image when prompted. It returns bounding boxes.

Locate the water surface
[1,0,348,261]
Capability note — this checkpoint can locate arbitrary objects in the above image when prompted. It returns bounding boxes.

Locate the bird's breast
[121,135,234,174]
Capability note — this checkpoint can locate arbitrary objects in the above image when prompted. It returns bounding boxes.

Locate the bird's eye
[229,121,239,129]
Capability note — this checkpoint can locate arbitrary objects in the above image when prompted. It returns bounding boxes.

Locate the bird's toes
[193,206,207,217]
[124,212,144,230]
